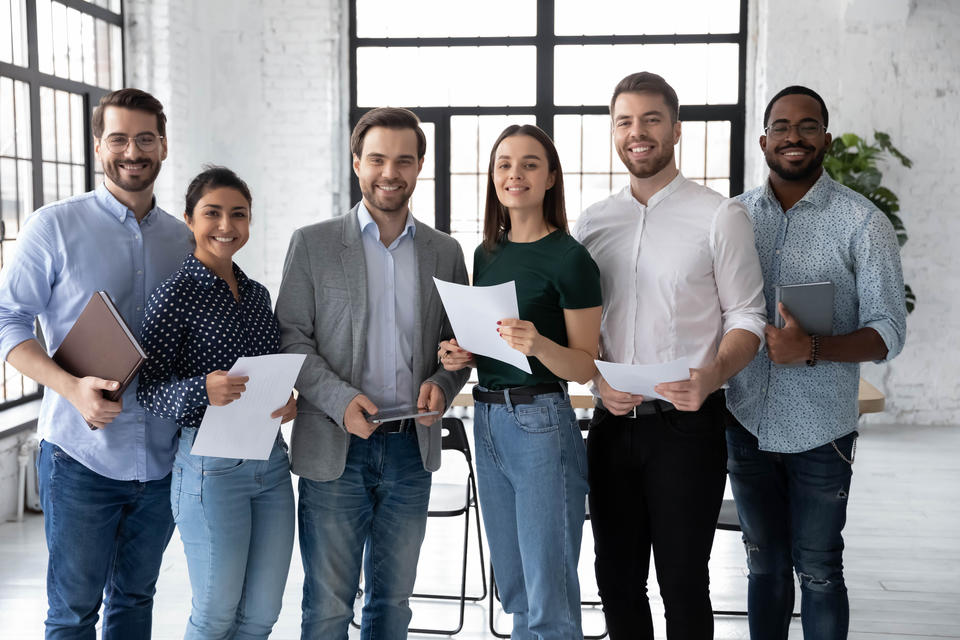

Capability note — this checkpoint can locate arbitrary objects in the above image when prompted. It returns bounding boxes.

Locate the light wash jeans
[473,387,589,640]
[298,429,432,640]
[173,426,295,640]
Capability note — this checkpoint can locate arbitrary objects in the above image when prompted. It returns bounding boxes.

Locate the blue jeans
[37,440,175,640]
[473,388,589,640]
[726,416,856,640]
[174,427,295,640]
[298,428,432,640]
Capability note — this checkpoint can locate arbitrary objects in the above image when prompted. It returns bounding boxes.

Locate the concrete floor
[1,421,958,639]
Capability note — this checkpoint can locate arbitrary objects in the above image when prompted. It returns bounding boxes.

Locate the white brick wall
[122,0,959,425]
[747,0,960,424]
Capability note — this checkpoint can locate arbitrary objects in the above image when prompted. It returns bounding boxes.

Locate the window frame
[0,0,123,410]
[348,0,748,232]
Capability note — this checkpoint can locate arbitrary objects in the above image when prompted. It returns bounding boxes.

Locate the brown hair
[482,124,568,252]
[184,165,252,219]
[91,88,167,138]
[610,72,680,123]
[350,107,427,159]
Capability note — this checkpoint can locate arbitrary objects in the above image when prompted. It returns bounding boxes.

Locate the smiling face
[761,93,832,181]
[612,91,681,180]
[94,106,166,194]
[492,134,556,215]
[353,126,423,219]
[185,186,250,268]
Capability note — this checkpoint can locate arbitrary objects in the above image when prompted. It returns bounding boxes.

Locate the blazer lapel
[413,221,438,387]
[340,207,368,384]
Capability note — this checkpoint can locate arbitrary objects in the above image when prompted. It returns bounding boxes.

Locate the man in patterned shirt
[725,86,907,639]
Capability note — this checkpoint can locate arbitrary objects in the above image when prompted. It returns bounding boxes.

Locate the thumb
[90,377,120,391]
[449,338,459,347]
[357,395,378,415]
[778,302,797,327]
[416,384,430,409]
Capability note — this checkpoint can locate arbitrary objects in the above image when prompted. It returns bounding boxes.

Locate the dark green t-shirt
[473,230,602,390]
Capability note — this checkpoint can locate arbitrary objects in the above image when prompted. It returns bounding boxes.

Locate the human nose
[380,161,399,178]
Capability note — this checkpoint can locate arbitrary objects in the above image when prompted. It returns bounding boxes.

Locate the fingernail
[496,321,501,325]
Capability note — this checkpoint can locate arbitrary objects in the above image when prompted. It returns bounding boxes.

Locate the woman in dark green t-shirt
[439,124,601,639]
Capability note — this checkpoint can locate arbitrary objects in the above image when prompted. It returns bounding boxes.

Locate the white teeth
[630,146,651,153]
[213,237,235,243]
[506,187,526,191]
[378,185,400,191]
[784,151,805,156]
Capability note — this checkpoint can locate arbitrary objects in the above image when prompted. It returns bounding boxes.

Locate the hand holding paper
[594,357,691,402]
[433,278,532,374]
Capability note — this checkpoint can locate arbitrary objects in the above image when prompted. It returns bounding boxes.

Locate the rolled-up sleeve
[711,200,767,345]
[854,210,907,362]
[0,215,59,361]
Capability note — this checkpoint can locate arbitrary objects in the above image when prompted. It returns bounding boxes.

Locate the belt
[377,418,415,434]
[595,397,675,419]
[472,382,566,405]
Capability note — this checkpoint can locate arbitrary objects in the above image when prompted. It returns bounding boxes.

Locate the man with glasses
[725,85,906,639]
[0,88,191,639]
[574,72,766,639]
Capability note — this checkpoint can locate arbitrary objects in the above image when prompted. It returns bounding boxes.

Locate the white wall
[121,0,960,425]
[748,0,960,424]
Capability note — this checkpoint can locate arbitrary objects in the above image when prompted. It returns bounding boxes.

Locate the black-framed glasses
[764,122,826,139]
[103,133,164,153]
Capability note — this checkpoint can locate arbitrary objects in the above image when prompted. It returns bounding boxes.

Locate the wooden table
[454,378,885,415]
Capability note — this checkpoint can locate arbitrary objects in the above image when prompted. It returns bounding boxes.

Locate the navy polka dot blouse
[137,254,281,428]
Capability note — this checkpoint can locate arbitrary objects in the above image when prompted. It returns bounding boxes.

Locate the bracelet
[806,334,820,367]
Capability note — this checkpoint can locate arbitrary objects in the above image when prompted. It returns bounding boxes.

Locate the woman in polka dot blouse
[137,166,297,639]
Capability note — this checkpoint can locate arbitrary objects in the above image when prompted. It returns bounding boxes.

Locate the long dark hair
[482,124,567,251]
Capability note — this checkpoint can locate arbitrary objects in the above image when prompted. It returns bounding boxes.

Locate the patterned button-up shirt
[726,172,906,453]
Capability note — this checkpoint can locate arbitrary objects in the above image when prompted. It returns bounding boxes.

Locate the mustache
[775,142,814,153]
[113,157,153,164]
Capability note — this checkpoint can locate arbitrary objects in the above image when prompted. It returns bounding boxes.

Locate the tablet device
[366,407,441,424]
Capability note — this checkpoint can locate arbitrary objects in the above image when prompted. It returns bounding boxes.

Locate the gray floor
[1,421,958,639]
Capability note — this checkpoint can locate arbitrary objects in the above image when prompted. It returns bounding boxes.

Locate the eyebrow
[496,154,543,161]
[103,130,157,137]
[615,110,664,121]
[769,117,821,125]
[365,152,417,161]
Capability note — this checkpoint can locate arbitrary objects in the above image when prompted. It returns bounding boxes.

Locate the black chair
[488,418,608,639]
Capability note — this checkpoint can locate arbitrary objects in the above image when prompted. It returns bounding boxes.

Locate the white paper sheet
[433,278,532,374]
[191,354,306,460]
[594,357,692,401]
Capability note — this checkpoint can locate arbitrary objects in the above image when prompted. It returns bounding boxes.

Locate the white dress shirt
[357,202,417,412]
[573,173,765,369]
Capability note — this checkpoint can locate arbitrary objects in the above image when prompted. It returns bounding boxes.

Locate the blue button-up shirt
[726,173,906,453]
[0,184,192,480]
[357,203,417,412]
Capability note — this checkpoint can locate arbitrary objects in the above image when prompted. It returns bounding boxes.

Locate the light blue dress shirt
[356,202,417,412]
[726,173,906,453]
[0,183,192,480]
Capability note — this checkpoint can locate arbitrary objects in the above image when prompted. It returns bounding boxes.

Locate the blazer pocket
[321,286,350,301]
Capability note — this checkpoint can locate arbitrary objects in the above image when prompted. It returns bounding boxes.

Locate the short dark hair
[763,85,829,129]
[92,88,166,139]
[610,72,680,122]
[350,107,427,159]
[482,124,568,251]
[184,165,252,219]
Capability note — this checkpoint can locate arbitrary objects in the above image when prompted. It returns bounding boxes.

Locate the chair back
[441,417,472,462]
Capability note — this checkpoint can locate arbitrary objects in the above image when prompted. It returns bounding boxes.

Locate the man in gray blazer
[276,107,469,640]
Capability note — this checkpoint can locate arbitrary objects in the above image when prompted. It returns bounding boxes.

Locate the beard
[616,139,676,180]
[360,182,414,215]
[101,156,161,193]
[766,143,827,181]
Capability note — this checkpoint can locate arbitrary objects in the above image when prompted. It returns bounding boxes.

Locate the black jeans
[587,391,728,640]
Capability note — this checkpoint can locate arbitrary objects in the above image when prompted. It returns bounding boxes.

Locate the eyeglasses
[102,133,163,154]
[764,122,826,139]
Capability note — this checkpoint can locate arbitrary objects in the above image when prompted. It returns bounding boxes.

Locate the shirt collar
[183,254,251,293]
[95,182,161,224]
[762,170,834,211]
[623,171,687,209]
[357,201,416,245]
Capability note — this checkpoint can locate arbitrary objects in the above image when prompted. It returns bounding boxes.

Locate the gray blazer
[275,205,470,482]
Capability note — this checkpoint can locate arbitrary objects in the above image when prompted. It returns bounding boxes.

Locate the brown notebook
[52,291,147,403]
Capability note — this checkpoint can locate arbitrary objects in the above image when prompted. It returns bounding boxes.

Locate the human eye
[800,123,821,135]
[644,117,660,125]
[770,124,789,135]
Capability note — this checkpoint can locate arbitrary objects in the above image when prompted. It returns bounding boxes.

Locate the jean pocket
[170,466,183,520]
[201,456,249,477]
[511,404,558,433]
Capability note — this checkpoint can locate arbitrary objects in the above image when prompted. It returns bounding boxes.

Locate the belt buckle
[626,405,638,419]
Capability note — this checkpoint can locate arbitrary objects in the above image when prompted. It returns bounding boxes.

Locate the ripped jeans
[725,415,856,640]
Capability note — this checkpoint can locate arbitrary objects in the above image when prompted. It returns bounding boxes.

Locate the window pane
[1,0,29,66]
[357,0,535,38]
[357,46,536,107]
[95,18,109,87]
[555,115,630,220]
[409,121,434,228]
[51,1,68,78]
[40,87,56,161]
[0,76,14,156]
[109,24,122,89]
[679,120,705,179]
[555,0,741,35]
[81,13,96,85]
[554,43,739,106]
[70,93,83,163]
[66,6,83,81]
[706,120,730,178]
[36,0,53,74]
[55,89,70,162]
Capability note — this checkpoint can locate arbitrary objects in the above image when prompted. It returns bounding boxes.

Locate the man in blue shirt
[0,89,192,639]
[726,86,907,639]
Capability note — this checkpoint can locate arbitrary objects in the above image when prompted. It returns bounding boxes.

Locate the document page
[433,278,532,374]
[594,357,692,401]
[191,354,306,460]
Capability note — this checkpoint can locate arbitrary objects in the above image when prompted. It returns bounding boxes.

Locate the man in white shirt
[574,72,766,639]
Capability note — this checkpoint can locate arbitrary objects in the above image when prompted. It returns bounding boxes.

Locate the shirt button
[775,249,781,255]
[137,415,144,423]
[136,306,142,311]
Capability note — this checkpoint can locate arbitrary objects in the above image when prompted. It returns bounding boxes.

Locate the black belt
[377,418,415,434]
[595,397,675,418]
[472,382,566,405]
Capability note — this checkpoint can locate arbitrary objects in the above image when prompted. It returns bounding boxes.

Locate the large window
[349,0,747,255]
[0,0,123,408]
